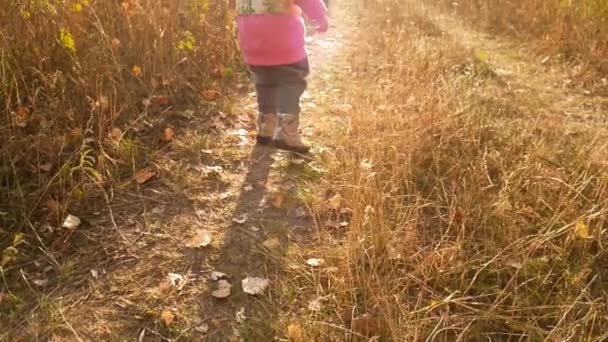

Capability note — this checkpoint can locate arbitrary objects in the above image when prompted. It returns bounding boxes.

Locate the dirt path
[7,2,608,341]
[3,5,352,342]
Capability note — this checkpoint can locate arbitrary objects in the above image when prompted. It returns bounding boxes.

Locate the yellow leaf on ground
[131,65,142,77]
[269,192,284,209]
[575,222,591,239]
[161,310,174,326]
[202,89,221,102]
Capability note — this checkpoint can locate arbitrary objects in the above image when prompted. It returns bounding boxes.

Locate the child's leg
[273,58,311,153]
[249,65,280,145]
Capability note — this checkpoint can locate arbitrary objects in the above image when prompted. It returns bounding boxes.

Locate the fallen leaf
[212,280,232,299]
[235,307,246,323]
[33,279,49,287]
[306,258,325,267]
[232,214,248,225]
[202,89,221,101]
[134,168,156,184]
[62,214,81,230]
[287,324,305,341]
[186,230,212,248]
[39,162,53,172]
[262,238,281,249]
[109,127,122,140]
[98,95,109,110]
[241,277,269,295]
[15,106,29,127]
[167,273,186,290]
[131,65,142,78]
[269,192,284,209]
[12,233,24,246]
[194,323,209,334]
[150,95,171,107]
[161,310,174,326]
[110,38,121,49]
[162,127,175,142]
[575,222,592,239]
[291,158,306,166]
[211,271,227,281]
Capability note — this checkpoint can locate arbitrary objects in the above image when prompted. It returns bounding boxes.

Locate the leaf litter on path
[211,271,227,281]
[212,280,232,299]
[62,214,81,230]
[167,273,186,291]
[262,237,281,249]
[242,277,269,295]
[232,214,248,225]
[185,229,212,248]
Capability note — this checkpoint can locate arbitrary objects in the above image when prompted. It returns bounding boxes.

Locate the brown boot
[256,113,278,145]
[273,113,311,154]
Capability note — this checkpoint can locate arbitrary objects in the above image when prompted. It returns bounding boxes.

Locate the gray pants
[249,58,310,115]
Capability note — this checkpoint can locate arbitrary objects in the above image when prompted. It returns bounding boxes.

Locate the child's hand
[316,17,329,34]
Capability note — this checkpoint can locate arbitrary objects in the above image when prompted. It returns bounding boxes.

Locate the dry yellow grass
[275,0,608,340]
[438,0,608,76]
[3,0,608,340]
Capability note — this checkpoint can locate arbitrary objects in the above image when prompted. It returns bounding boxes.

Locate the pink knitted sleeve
[295,0,328,26]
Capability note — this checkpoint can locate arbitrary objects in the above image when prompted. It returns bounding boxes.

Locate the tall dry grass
[439,0,608,72]
[281,0,608,340]
[0,0,239,259]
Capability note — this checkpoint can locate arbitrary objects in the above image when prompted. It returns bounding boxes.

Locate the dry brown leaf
[110,38,121,49]
[161,310,174,326]
[202,89,221,102]
[269,192,284,209]
[263,237,281,249]
[131,65,142,77]
[15,106,29,127]
[162,127,175,142]
[109,127,122,140]
[134,168,156,184]
[186,230,212,248]
[212,280,232,299]
[150,95,171,107]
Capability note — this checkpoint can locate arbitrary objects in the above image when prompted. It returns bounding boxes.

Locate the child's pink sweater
[237,0,328,66]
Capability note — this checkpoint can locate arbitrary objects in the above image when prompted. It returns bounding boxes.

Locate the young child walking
[237,0,329,154]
